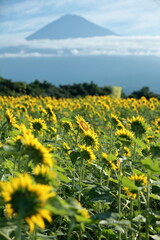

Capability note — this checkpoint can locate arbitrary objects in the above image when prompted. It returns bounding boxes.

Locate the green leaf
[121,176,138,191]
[134,138,147,148]
[0,232,11,240]
[107,154,117,162]
[150,235,160,240]
[58,172,70,183]
[84,185,113,203]
[141,157,160,173]
[150,194,160,200]
[70,151,80,165]
[46,196,75,216]
[75,215,92,223]
[92,212,119,221]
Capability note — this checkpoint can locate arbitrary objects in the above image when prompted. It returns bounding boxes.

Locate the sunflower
[83,130,100,149]
[117,146,131,158]
[75,115,91,132]
[101,152,108,162]
[25,139,53,167]
[101,152,118,170]
[127,116,149,137]
[0,173,55,232]
[30,118,47,132]
[153,118,160,129]
[150,144,160,158]
[33,164,57,185]
[61,120,73,132]
[74,199,90,219]
[78,144,96,163]
[122,187,137,199]
[46,105,57,122]
[115,128,134,145]
[128,174,148,187]
[5,109,18,128]
[20,126,53,167]
[110,113,121,127]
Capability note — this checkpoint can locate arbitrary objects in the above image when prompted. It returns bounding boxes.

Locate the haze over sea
[1,55,160,95]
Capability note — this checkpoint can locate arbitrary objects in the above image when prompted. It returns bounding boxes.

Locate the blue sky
[1,0,160,56]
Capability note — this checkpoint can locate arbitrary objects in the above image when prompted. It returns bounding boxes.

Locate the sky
[1,0,160,56]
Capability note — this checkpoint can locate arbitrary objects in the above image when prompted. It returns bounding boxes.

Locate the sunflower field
[0,95,160,240]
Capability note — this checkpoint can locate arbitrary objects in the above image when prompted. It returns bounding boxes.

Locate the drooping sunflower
[0,173,55,232]
[117,146,131,158]
[30,118,47,132]
[122,187,137,199]
[82,130,100,149]
[101,152,118,171]
[46,105,57,122]
[5,109,18,128]
[127,116,149,137]
[110,113,121,127]
[115,128,134,145]
[20,126,53,167]
[75,115,91,133]
[78,144,96,163]
[74,199,90,219]
[153,118,160,130]
[33,164,57,185]
[128,174,148,187]
[61,120,73,132]
[25,139,53,167]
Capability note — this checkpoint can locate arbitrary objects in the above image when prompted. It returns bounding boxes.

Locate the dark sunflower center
[33,122,43,131]
[26,146,44,163]
[131,121,146,135]
[84,135,95,146]
[10,189,40,217]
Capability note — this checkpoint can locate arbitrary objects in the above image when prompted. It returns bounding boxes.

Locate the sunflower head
[128,174,148,187]
[150,144,160,158]
[75,115,91,132]
[78,144,96,163]
[0,173,55,232]
[110,113,121,127]
[61,120,73,132]
[115,128,134,145]
[33,164,57,186]
[5,109,18,128]
[101,152,108,162]
[153,118,160,129]
[83,130,99,149]
[30,118,47,132]
[128,116,149,138]
[122,187,137,199]
[117,146,131,158]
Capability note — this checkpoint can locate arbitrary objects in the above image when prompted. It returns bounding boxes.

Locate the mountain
[26,14,117,40]
[1,14,160,95]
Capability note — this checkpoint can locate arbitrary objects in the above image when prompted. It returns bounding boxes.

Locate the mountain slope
[26,14,117,40]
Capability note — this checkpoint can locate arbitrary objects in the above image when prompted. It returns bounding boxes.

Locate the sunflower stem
[15,216,22,240]
[118,160,122,240]
[146,175,150,240]
[78,159,84,202]
[137,190,141,240]
[129,199,134,240]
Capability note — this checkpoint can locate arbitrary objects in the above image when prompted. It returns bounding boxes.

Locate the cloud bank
[0,36,160,58]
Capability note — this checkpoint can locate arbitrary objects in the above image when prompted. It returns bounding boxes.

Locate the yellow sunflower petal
[26,217,35,232]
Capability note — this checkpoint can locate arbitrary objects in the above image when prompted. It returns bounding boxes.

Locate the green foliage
[128,86,160,100]
[0,77,112,98]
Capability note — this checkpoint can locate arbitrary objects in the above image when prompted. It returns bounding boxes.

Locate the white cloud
[1,36,160,57]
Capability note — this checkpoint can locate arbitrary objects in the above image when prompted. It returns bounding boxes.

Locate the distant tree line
[0,76,160,99]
